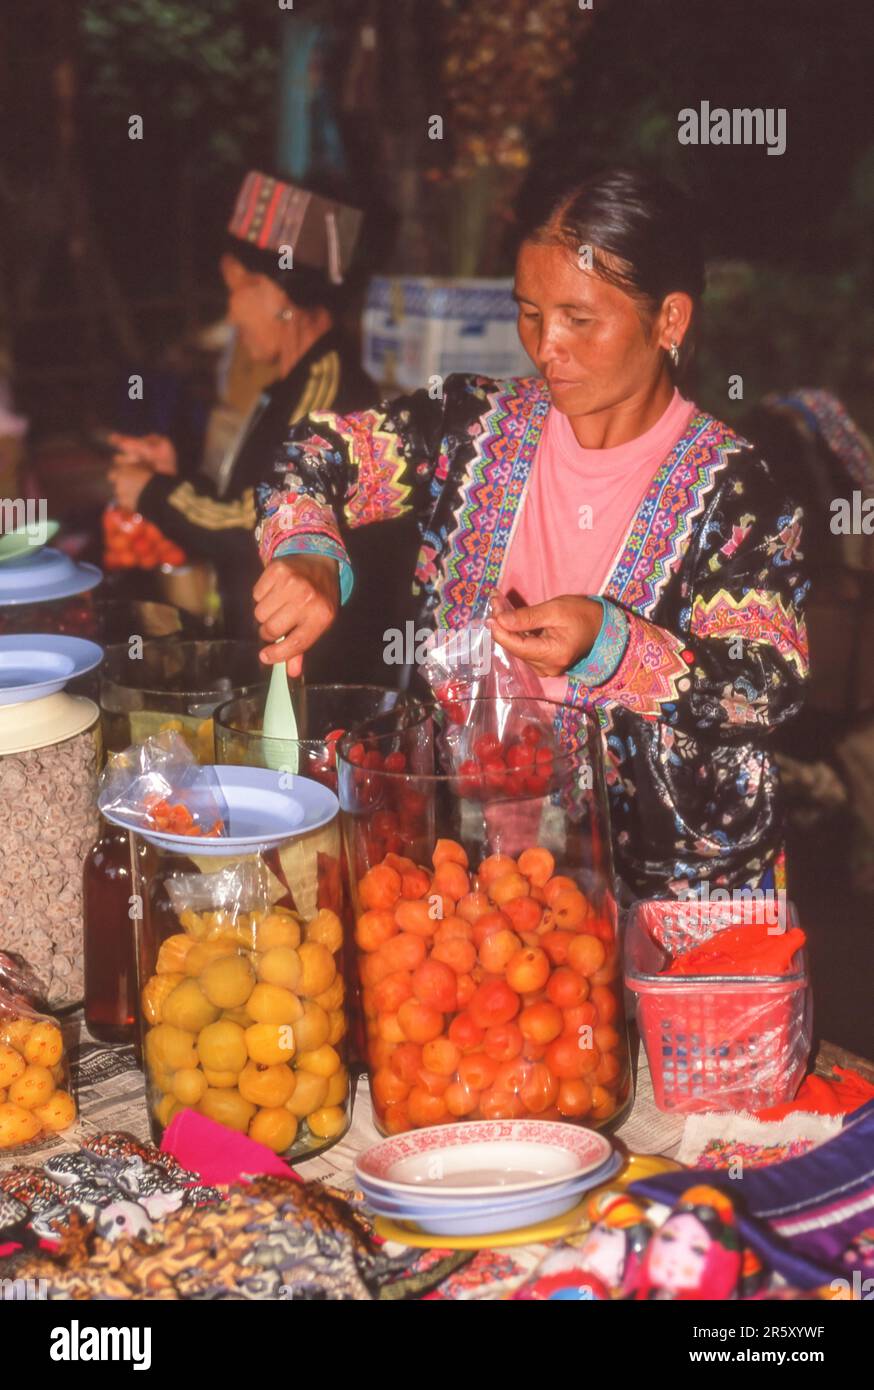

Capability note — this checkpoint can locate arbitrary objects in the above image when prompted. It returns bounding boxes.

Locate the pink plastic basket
[624,899,811,1114]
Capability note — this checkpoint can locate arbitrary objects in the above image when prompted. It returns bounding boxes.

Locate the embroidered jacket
[255,374,809,897]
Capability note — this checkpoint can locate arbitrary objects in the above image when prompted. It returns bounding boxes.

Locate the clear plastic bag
[98,729,227,838]
[420,592,557,793]
[0,953,78,1151]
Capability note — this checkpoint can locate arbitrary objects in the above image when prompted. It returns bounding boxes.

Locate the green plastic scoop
[0,520,60,563]
[261,647,299,774]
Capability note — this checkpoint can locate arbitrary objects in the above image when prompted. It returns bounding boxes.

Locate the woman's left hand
[108,464,152,512]
[488,595,603,677]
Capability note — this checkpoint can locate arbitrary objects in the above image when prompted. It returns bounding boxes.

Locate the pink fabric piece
[501,389,696,701]
[160,1108,303,1185]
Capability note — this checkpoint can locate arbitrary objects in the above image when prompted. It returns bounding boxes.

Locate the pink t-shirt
[500,389,696,701]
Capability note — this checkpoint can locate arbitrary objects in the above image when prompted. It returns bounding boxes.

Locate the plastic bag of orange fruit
[102,503,186,571]
[139,860,350,1157]
[98,730,227,840]
[0,953,77,1151]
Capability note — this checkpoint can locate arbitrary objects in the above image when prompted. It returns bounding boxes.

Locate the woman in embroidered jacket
[251,169,809,900]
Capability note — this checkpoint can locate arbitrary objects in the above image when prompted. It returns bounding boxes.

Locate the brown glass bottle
[83,823,141,1044]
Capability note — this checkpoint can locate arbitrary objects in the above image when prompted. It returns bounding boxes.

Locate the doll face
[648,1212,712,1292]
[579,1223,627,1286]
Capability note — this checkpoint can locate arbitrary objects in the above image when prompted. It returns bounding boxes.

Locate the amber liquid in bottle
[83,824,139,1044]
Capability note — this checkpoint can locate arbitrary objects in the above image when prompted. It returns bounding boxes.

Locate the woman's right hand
[253,554,340,678]
[108,432,178,476]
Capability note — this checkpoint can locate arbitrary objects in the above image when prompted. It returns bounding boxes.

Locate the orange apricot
[468,978,520,1029]
[355,909,397,952]
[371,1068,410,1109]
[594,1024,621,1052]
[590,1084,617,1121]
[444,1080,480,1116]
[520,1062,559,1114]
[415,1065,452,1096]
[431,937,477,974]
[383,1101,411,1134]
[483,1021,524,1062]
[546,966,589,1008]
[372,970,414,1015]
[457,1052,498,1090]
[477,854,517,888]
[455,973,476,1007]
[502,896,543,934]
[545,1035,591,1080]
[377,1012,406,1044]
[379,931,428,973]
[550,889,589,931]
[397,999,444,1044]
[595,1051,621,1085]
[562,1001,598,1037]
[400,867,432,899]
[421,1037,461,1076]
[407,1087,448,1127]
[478,1087,524,1120]
[489,872,531,907]
[589,984,620,1024]
[360,951,393,986]
[519,1000,563,1044]
[493,1057,530,1094]
[478,928,522,974]
[448,1012,485,1053]
[557,1078,593,1117]
[433,838,469,868]
[359,863,402,911]
[504,946,550,994]
[517,847,555,887]
[542,875,579,905]
[411,959,457,1011]
[541,930,573,966]
[431,861,470,901]
[457,891,492,924]
[472,910,514,949]
[389,1041,423,1083]
[567,934,607,978]
[433,915,474,944]
[394,899,438,937]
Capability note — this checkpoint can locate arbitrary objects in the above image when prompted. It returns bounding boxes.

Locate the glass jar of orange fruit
[133,806,350,1159]
[338,697,632,1136]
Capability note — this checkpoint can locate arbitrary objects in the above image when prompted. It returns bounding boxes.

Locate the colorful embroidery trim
[692,589,809,679]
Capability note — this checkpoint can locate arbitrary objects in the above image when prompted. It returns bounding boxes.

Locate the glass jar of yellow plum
[132,771,350,1159]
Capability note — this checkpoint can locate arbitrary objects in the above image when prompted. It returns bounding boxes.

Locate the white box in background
[362,276,536,393]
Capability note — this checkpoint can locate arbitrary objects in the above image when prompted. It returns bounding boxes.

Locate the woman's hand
[488,595,603,678]
[108,463,152,512]
[253,554,340,678]
[108,433,178,476]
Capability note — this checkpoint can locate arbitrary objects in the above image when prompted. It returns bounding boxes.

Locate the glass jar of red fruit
[338,697,631,1136]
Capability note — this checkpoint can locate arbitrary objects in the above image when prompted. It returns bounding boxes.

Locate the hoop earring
[668,341,680,368]
[276,308,294,322]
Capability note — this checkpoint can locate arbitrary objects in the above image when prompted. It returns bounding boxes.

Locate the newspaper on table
[0,1014,685,1177]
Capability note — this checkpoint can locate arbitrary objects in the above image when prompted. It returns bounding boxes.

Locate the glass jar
[132,776,351,1159]
[214,684,428,793]
[99,639,266,762]
[0,691,102,1008]
[338,696,631,1137]
[215,685,432,1073]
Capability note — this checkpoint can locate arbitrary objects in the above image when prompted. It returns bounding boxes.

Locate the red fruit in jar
[506,742,534,769]
[562,1001,598,1037]
[421,1037,461,1076]
[372,1068,410,1109]
[355,909,398,952]
[448,1012,485,1053]
[478,1087,525,1120]
[371,810,399,839]
[384,751,407,772]
[455,972,476,1007]
[383,1101,411,1133]
[482,755,508,793]
[556,1078,593,1117]
[372,970,414,1015]
[478,929,521,974]
[567,934,606,977]
[431,936,477,975]
[407,1088,448,1127]
[589,984,620,1025]
[416,1066,451,1097]
[543,876,580,906]
[433,916,474,944]
[457,759,484,798]
[346,742,366,766]
[379,932,428,973]
[504,946,550,995]
[522,724,544,747]
[468,978,520,1029]
[523,771,549,795]
[477,854,517,888]
[362,750,384,771]
[472,911,513,949]
[545,1035,592,1080]
[489,872,531,906]
[411,959,457,1012]
[482,1021,523,1062]
[474,733,501,761]
[394,900,438,937]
